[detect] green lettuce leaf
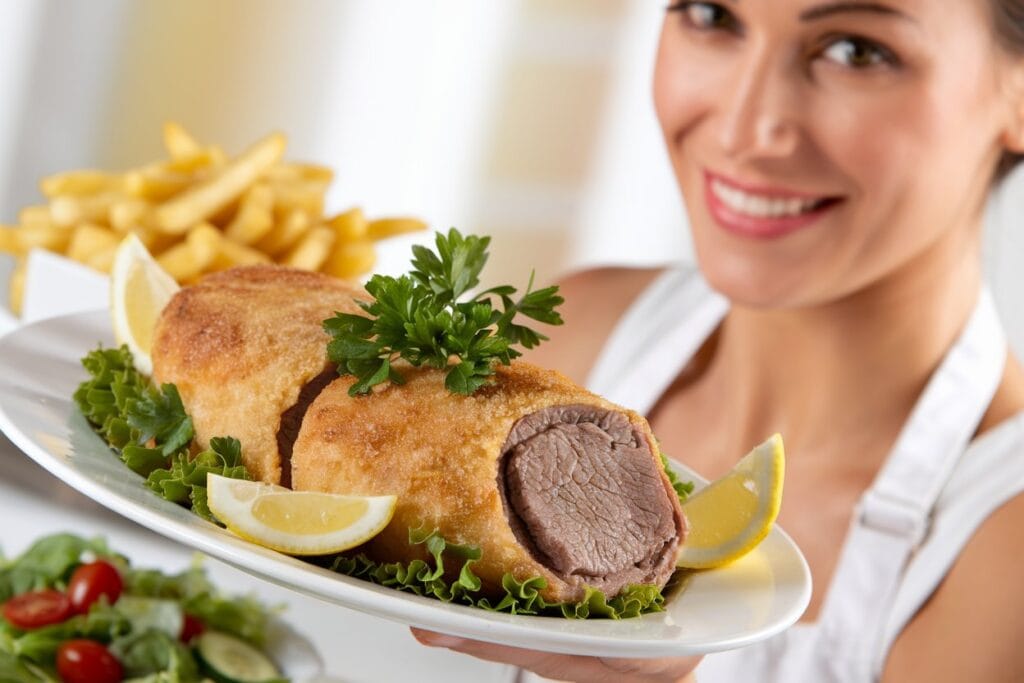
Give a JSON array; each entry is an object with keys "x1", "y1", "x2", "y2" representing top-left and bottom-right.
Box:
[
  {"x1": 124, "y1": 564, "x2": 274, "y2": 647},
  {"x1": 109, "y1": 630, "x2": 199, "y2": 680},
  {"x1": 0, "y1": 534, "x2": 117, "y2": 602},
  {"x1": 661, "y1": 453, "x2": 695, "y2": 503},
  {"x1": 75, "y1": 346, "x2": 194, "y2": 473},
  {"x1": 145, "y1": 437, "x2": 250, "y2": 522},
  {"x1": 113, "y1": 597, "x2": 183, "y2": 639},
  {"x1": 76, "y1": 347, "x2": 250, "y2": 519},
  {"x1": 9, "y1": 604, "x2": 130, "y2": 665},
  {"x1": 330, "y1": 528, "x2": 666, "y2": 619},
  {"x1": 0, "y1": 650, "x2": 43, "y2": 683}
]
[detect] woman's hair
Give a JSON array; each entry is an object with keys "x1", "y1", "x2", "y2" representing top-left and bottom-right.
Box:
[{"x1": 992, "y1": 0, "x2": 1024, "y2": 180}]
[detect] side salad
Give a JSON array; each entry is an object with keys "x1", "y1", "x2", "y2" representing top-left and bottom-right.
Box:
[{"x1": 0, "y1": 533, "x2": 286, "y2": 683}]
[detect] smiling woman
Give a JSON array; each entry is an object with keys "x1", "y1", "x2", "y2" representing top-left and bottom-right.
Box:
[
  {"x1": 655, "y1": 0, "x2": 1011, "y2": 309},
  {"x1": 415, "y1": 1, "x2": 1024, "y2": 682}
]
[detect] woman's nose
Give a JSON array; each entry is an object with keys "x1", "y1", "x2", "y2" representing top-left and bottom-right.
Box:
[{"x1": 716, "y1": 55, "x2": 801, "y2": 162}]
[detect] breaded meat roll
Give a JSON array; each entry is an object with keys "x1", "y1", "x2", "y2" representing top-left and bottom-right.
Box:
[{"x1": 291, "y1": 363, "x2": 685, "y2": 603}]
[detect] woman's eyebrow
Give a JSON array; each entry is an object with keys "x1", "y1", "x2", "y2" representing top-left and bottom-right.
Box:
[{"x1": 798, "y1": 2, "x2": 916, "y2": 23}]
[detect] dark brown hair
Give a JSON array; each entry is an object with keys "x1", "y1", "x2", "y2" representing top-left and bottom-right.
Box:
[{"x1": 992, "y1": 0, "x2": 1024, "y2": 180}]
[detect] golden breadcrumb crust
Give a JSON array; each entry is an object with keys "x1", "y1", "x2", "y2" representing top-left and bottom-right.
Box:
[{"x1": 151, "y1": 265, "x2": 363, "y2": 483}]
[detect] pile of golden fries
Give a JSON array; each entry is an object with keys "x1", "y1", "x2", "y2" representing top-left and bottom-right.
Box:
[{"x1": 0, "y1": 123, "x2": 426, "y2": 315}]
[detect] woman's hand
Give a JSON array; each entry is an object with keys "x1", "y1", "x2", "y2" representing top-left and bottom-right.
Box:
[{"x1": 411, "y1": 628, "x2": 702, "y2": 683}]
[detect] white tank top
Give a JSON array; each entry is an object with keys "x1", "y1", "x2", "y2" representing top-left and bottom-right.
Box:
[{"x1": 581, "y1": 267, "x2": 1024, "y2": 682}]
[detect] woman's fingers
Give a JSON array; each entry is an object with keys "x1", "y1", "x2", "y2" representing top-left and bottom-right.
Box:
[{"x1": 410, "y1": 628, "x2": 702, "y2": 683}]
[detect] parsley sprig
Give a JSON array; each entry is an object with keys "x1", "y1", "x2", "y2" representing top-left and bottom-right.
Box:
[
  {"x1": 73, "y1": 346, "x2": 194, "y2": 471},
  {"x1": 324, "y1": 228, "x2": 564, "y2": 396}
]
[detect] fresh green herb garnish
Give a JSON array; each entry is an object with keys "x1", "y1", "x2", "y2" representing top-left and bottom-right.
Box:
[
  {"x1": 323, "y1": 228, "x2": 564, "y2": 396},
  {"x1": 329, "y1": 527, "x2": 665, "y2": 619},
  {"x1": 75, "y1": 346, "x2": 250, "y2": 521},
  {"x1": 146, "y1": 437, "x2": 250, "y2": 522},
  {"x1": 661, "y1": 453, "x2": 696, "y2": 504},
  {"x1": 74, "y1": 346, "x2": 194, "y2": 469}
]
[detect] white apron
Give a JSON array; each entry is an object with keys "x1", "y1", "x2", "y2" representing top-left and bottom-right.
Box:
[{"x1": 578, "y1": 267, "x2": 1024, "y2": 682}]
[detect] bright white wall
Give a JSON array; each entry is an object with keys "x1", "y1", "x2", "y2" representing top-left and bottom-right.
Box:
[
  {"x1": 985, "y1": 170, "x2": 1024, "y2": 358},
  {"x1": 568, "y1": 0, "x2": 692, "y2": 273},
  {"x1": 0, "y1": 0, "x2": 130, "y2": 217},
  {"x1": 0, "y1": 1, "x2": 45, "y2": 214}
]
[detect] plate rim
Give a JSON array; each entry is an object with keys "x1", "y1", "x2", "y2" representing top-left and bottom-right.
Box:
[{"x1": 0, "y1": 309, "x2": 812, "y2": 658}]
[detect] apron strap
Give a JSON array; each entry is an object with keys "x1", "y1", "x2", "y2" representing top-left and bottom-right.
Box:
[{"x1": 817, "y1": 286, "x2": 1007, "y2": 679}]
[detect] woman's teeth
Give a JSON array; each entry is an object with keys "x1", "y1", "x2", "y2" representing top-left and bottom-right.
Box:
[{"x1": 711, "y1": 179, "x2": 822, "y2": 218}]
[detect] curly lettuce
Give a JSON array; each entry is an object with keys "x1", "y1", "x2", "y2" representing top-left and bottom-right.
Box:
[
  {"x1": 661, "y1": 453, "x2": 695, "y2": 504},
  {"x1": 329, "y1": 527, "x2": 666, "y2": 619},
  {"x1": 75, "y1": 346, "x2": 249, "y2": 522}
]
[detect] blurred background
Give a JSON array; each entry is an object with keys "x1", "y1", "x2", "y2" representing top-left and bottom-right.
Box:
[
  {"x1": 2, "y1": 0, "x2": 1024, "y2": 352},
  {"x1": 1, "y1": 1, "x2": 1024, "y2": 681},
  {"x1": 0, "y1": 0, "x2": 689, "y2": 292}
]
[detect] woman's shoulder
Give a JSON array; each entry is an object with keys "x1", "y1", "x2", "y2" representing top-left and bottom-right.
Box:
[
  {"x1": 524, "y1": 266, "x2": 667, "y2": 384},
  {"x1": 884, "y1": 369, "x2": 1024, "y2": 681},
  {"x1": 977, "y1": 354, "x2": 1024, "y2": 436},
  {"x1": 884, "y1": 482, "x2": 1024, "y2": 681}
]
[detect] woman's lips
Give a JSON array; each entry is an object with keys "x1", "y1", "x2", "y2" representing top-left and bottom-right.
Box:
[{"x1": 704, "y1": 170, "x2": 843, "y2": 239}]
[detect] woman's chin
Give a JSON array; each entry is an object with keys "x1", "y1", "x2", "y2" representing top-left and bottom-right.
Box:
[{"x1": 696, "y1": 254, "x2": 811, "y2": 310}]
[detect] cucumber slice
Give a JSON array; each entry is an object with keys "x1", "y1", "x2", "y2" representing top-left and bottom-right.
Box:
[{"x1": 194, "y1": 631, "x2": 282, "y2": 683}]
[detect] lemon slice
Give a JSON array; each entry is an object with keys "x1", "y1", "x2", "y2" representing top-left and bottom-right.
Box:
[
  {"x1": 676, "y1": 434, "x2": 785, "y2": 569},
  {"x1": 110, "y1": 233, "x2": 179, "y2": 376},
  {"x1": 206, "y1": 474, "x2": 398, "y2": 555}
]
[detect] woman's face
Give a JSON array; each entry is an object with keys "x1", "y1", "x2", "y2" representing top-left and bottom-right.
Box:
[{"x1": 654, "y1": 0, "x2": 1024, "y2": 307}]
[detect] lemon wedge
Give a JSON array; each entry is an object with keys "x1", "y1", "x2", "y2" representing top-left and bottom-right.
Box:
[
  {"x1": 676, "y1": 434, "x2": 785, "y2": 569},
  {"x1": 206, "y1": 474, "x2": 398, "y2": 555},
  {"x1": 110, "y1": 233, "x2": 179, "y2": 376}
]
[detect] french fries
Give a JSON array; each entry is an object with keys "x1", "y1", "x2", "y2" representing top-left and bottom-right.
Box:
[
  {"x1": 156, "y1": 223, "x2": 222, "y2": 282},
  {"x1": 162, "y1": 121, "x2": 202, "y2": 159},
  {"x1": 154, "y1": 132, "x2": 287, "y2": 234},
  {"x1": 0, "y1": 123, "x2": 427, "y2": 315},
  {"x1": 9, "y1": 259, "x2": 25, "y2": 316},
  {"x1": 281, "y1": 225, "x2": 335, "y2": 271}
]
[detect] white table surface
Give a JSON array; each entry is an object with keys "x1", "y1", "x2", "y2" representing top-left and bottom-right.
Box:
[{"x1": 0, "y1": 431, "x2": 518, "y2": 683}]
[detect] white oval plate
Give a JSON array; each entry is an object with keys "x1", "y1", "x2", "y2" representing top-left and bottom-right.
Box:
[{"x1": 0, "y1": 310, "x2": 811, "y2": 658}]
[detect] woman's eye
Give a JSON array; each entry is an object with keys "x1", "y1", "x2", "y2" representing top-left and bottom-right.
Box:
[
  {"x1": 821, "y1": 37, "x2": 898, "y2": 69},
  {"x1": 668, "y1": 2, "x2": 738, "y2": 32}
]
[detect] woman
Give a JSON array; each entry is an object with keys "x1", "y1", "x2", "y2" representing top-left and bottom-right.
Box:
[{"x1": 415, "y1": 0, "x2": 1024, "y2": 680}]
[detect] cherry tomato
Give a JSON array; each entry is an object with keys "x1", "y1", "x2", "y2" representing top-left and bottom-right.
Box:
[
  {"x1": 56, "y1": 640, "x2": 122, "y2": 683},
  {"x1": 67, "y1": 560, "x2": 123, "y2": 614},
  {"x1": 180, "y1": 613, "x2": 205, "y2": 642},
  {"x1": 2, "y1": 589, "x2": 73, "y2": 629}
]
